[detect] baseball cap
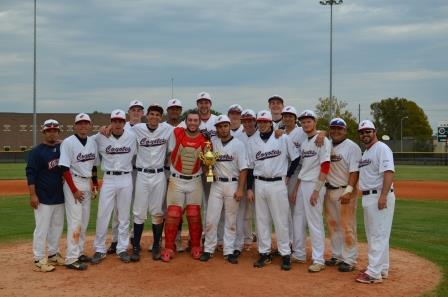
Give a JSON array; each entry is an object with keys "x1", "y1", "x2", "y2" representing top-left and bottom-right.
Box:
[
  {"x1": 241, "y1": 109, "x2": 256, "y2": 119},
  {"x1": 196, "y1": 91, "x2": 212, "y2": 102},
  {"x1": 167, "y1": 98, "x2": 182, "y2": 109},
  {"x1": 298, "y1": 109, "x2": 317, "y2": 120},
  {"x1": 268, "y1": 95, "x2": 284, "y2": 104},
  {"x1": 281, "y1": 106, "x2": 298, "y2": 117},
  {"x1": 147, "y1": 103, "x2": 164, "y2": 115},
  {"x1": 214, "y1": 115, "x2": 231, "y2": 126},
  {"x1": 228, "y1": 104, "x2": 243, "y2": 114},
  {"x1": 330, "y1": 117, "x2": 347, "y2": 128},
  {"x1": 111, "y1": 109, "x2": 126, "y2": 121},
  {"x1": 42, "y1": 119, "x2": 60, "y2": 131},
  {"x1": 75, "y1": 113, "x2": 91, "y2": 124},
  {"x1": 256, "y1": 110, "x2": 273, "y2": 122},
  {"x1": 128, "y1": 100, "x2": 144, "y2": 109},
  {"x1": 358, "y1": 120, "x2": 375, "y2": 131}
]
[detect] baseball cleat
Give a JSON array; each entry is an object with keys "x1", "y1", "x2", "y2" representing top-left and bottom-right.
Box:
[
  {"x1": 253, "y1": 253, "x2": 272, "y2": 268},
  {"x1": 130, "y1": 246, "x2": 140, "y2": 262},
  {"x1": 152, "y1": 246, "x2": 161, "y2": 261},
  {"x1": 233, "y1": 250, "x2": 242, "y2": 258},
  {"x1": 355, "y1": 272, "x2": 383, "y2": 284},
  {"x1": 325, "y1": 257, "x2": 343, "y2": 266},
  {"x1": 161, "y1": 248, "x2": 175, "y2": 262},
  {"x1": 65, "y1": 260, "x2": 88, "y2": 271},
  {"x1": 91, "y1": 252, "x2": 106, "y2": 265},
  {"x1": 281, "y1": 255, "x2": 291, "y2": 271},
  {"x1": 78, "y1": 255, "x2": 92, "y2": 263},
  {"x1": 359, "y1": 268, "x2": 388, "y2": 279},
  {"x1": 33, "y1": 259, "x2": 55, "y2": 272},
  {"x1": 291, "y1": 254, "x2": 306, "y2": 264},
  {"x1": 308, "y1": 262, "x2": 326, "y2": 273},
  {"x1": 107, "y1": 242, "x2": 117, "y2": 254},
  {"x1": 338, "y1": 262, "x2": 355, "y2": 272},
  {"x1": 225, "y1": 254, "x2": 238, "y2": 264},
  {"x1": 48, "y1": 253, "x2": 64, "y2": 266},
  {"x1": 118, "y1": 251, "x2": 131, "y2": 263},
  {"x1": 200, "y1": 252, "x2": 212, "y2": 262}
]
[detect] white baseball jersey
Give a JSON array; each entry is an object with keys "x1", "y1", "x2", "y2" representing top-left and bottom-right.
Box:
[
  {"x1": 273, "y1": 119, "x2": 284, "y2": 130},
  {"x1": 59, "y1": 135, "x2": 98, "y2": 177},
  {"x1": 133, "y1": 122, "x2": 173, "y2": 169},
  {"x1": 178, "y1": 114, "x2": 217, "y2": 137},
  {"x1": 248, "y1": 133, "x2": 299, "y2": 177},
  {"x1": 326, "y1": 139, "x2": 362, "y2": 187},
  {"x1": 95, "y1": 130, "x2": 137, "y2": 172},
  {"x1": 124, "y1": 122, "x2": 134, "y2": 131},
  {"x1": 358, "y1": 141, "x2": 395, "y2": 191},
  {"x1": 212, "y1": 137, "x2": 248, "y2": 178},
  {"x1": 298, "y1": 134, "x2": 331, "y2": 182},
  {"x1": 286, "y1": 126, "x2": 307, "y2": 159},
  {"x1": 230, "y1": 125, "x2": 244, "y2": 139}
]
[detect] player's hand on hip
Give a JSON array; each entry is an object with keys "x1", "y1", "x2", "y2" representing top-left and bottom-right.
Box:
[
  {"x1": 310, "y1": 191, "x2": 319, "y2": 206},
  {"x1": 339, "y1": 192, "x2": 352, "y2": 204},
  {"x1": 73, "y1": 190, "x2": 85, "y2": 203},
  {"x1": 234, "y1": 189, "x2": 243, "y2": 202},
  {"x1": 274, "y1": 129, "x2": 284, "y2": 139},
  {"x1": 30, "y1": 194, "x2": 39, "y2": 209},
  {"x1": 247, "y1": 189, "x2": 255, "y2": 203},
  {"x1": 378, "y1": 195, "x2": 387, "y2": 210}
]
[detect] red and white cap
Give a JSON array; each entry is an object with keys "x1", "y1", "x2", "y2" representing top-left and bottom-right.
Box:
[
  {"x1": 298, "y1": 109, "x2": 317, "y2": 120},
  {"x1": 128, "y1": 100, "x2": 144, "y2": 109},
  {"x1": 196, "y1": 91, "x2": 212, "y2": 102},
  {"x1": 228, "y1": 104, "x2": 243, "y2": 114},
  {"x1": 281, "y1": 106, "x2": 298, "y2": 117},
  {"x1": 256, "y1": 110, "x2": 273, "y2": 122},
  {"x1": 358, "y1": 120, "x2": 375, "y2": 131},
  {"x1": 75, "y1": 113, "x2": 91, "y2": 123},
  {"x1": 214, "y1": 115, "x2": 231, "y2": 126},
  {"x1": 268, "y1": 95, "x2": 284, "y2": 104},
  {"x1": 241, "y1": 109, "x2": 256, "y2": 119},
  {"x1": 42, "y1": 119, "x2": 60, "y2": 131},
  {"x1": 167, "y1": 98, "x2": 182, "y2": 109},
  {"x1": 111, "y1": 109, "x2": 126, "y2": 121}
]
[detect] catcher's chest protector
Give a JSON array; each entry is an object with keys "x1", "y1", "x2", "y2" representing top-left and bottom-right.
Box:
[{"x1": 171, "y1": 128, "x2": 206, "y2": 175}]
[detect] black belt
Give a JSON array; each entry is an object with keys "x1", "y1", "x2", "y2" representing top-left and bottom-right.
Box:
[
  {"x1": 216, "y1": 177, "x2": 238, "y2": 182},
  {"x1": 171, "y1": 173, "x2": 201, "y2": 180},
  {"x1": 105, "y1": 171, "x2": 130, "y2": 176},
  {"x1": 137, "y1": 167, "x2": 164, "y2": 174},
  {"x1": 73, "y1": 174, "x2": 88, "y2": 179},
  {"x1": 254, "y1": 176, "x2": 282, "y2": 182},
  {"x1": 325, "y1": 183, "x2": 347, "y2": 190},
  {"x1": 362, "y1": 189, "x2": 394, "y2": 196},
  {"x1": 164, "y1": 166, "x2": 170, "y2": 170}
]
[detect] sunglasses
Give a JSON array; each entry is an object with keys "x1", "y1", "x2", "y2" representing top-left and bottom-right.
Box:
[{"x1": 359, "y1": 129, "x2": 374, "y2": 135}]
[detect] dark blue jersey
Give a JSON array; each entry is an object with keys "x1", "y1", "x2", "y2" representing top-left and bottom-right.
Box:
[{"x1": 26, "y1": 143, "x2": 64, "y2": 205}]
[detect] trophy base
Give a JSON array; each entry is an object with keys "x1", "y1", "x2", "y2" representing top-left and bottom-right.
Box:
[{"x1": 206, "y1": 176, "x2": 214, "y2": 183}]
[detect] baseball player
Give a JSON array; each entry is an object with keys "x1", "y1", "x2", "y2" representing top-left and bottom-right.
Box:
[
  {"x1": 178, "y1": 92, "x2": 217, "y2": 136},
  {"x1": 246, "y1": 110, "x2": 300, "y2": 271},
  {"x1": 355, "y1": 120, "x2": 395, "y2": 284},
  {"x1": 90, "y1": 110, "x2": 137, "y2": 264},
  {"x1": 324, "y1": 118, "x2": 362, "y2": 272},
  {"x1": 130, "y1": 104, "x2": 173, "y2": 262},
  {"x1": 161, "y1": 110, "x2": 208, "y2": 262},
  {"x1": 228, "y1": 104, "x2": 244, "y2": 137},
  {"x1": 108, "y1": 100, "x2": 144, "y2": 254},
  {"x1": 290, "y1": 110, "x2": 331, "y2": 273},
  {"x1": 26, "y1": 119, "x2": 65, "y2": 272},
  {"x1": 268, "y1": 95, "x2": 285, "y2": 130},
  {"x1": 59, "y1": 113, "x2": 99, "y2": 270},
  {"x1": 200, "y1": 115, "x2": 248, "y2": 264}
]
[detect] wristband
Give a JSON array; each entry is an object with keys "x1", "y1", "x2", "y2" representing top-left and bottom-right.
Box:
[
  {"x1": 342, "y1": 185, "x2": 353, "y2": 196},
  {"x1": 314, "y1": 180, "x2": 324, "y2": 192}
]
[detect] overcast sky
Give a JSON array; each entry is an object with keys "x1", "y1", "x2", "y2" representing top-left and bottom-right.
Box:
[{"x1": 1, "y1": 0, "x2": 447, "y2": 132}]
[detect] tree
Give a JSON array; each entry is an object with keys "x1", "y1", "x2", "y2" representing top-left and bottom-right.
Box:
[
  {"x1": 315, "y1": 97, "x2": 359, "y2": 141},
  {"x1": 371, "y1": 98, "x2": 433, "y2": 151}
]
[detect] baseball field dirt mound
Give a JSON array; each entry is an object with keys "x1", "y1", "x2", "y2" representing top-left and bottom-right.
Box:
[{"x1": 0, "y1": 237, "x2": 440, "y2": 297}]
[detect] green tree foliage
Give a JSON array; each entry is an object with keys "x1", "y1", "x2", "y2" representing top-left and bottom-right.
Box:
[
  {"x1": 181, "y1": 108, "x2": 221, "y2": 121},
  {"x1": 370, "y1": 98, "x2": 433, "y2": 151},
  {"x1": 315, "y1": 97, "x2": 359, "y2": 141}
]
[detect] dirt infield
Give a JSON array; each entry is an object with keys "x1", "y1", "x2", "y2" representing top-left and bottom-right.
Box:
[
  {"x1": 1, "y1": 179, "x2": 447, "y2": 200},
  {"x1": 0, "y1": 236, "x2": 441, "y2": 297}
]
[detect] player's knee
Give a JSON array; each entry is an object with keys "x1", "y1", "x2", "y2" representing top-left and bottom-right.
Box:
[
  {"x1": 134, "y1": 216, "x2": 145, "y2": 225},
  {"x1": 167, "y1": 205, "x2": 182, "y2": 219},
  {"x1": 185, "y1": 204, "x2": 201, "y2": 217},
  {"x1": 152, "y1": 214, "x2": 164, "y2": 225}
]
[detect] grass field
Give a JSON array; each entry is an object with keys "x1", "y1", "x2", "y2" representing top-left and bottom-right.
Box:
[{"x1": 2, "y1": 163, "x2": 447, "y2": 181}]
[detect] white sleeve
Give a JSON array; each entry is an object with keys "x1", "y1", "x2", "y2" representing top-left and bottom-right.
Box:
[
  {"x1": 58, "y1": 139, "x2": 71, "y2": 168},
  {"x1": 236, "y1": 142, "x2": 249, "y2": 171},
  {"x1": 379, "y1": 144, "x2": 395, "y2": 173},
  {"x1": 168, "y1": 131, "x2": 176, "y2": 153},
  {"x1": 348, "y1": 143, "x2": 362, "y2": 173},
  {"x1": 285, "y1": 135, "x2": 300, "y2": 161},
  {"x1": 246, "y1": 141, "x2": 255, "y2": 169},
  {"x1": 318, "y1": 138, "x2": 331, "y2": 164}
]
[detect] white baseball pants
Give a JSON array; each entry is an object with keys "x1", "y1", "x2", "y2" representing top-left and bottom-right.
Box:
[
  {"x1": 133, "y1": 171, "x2": 167, "y2": 224},
  {"x1": 94, "y1": 173, "x2": 133, "y2": 254},
  {"x1": 167, "y1": 176, "x2": 203, "y2": 207},
  {"x1": 254, "y1": 179, "x2": 290, "y2": 256},
  {"x1": 362, "y1": 192, "x2": 395, "y2": 279},
  {"x1": 287, "y1": 168, "x2": 300, "y2": 243},
  {"x1": 64, "y1": 176, "x2": 92, "y2": 265},
  {"x1": 204, "y1": 181, "x2": 240, "y2": 255},
  {"x1": 234, "y1": 193, "x2": 254, "y2": 251},
  {"x1": 33, "y1": 203, "x2": 64, "y2": 261},
  {"x1": 292, "y1": 180, "x2": 326, "y2": 264}
]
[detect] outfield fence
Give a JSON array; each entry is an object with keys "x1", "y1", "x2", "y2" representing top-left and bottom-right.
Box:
[{"x1": 0, "y1": 151, "x2": 29, "y2": 163}]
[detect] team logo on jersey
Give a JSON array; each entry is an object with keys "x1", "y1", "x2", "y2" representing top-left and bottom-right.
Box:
[
  {"x1": 302, "y1": 150, "x2": 317, "y2": 158},
  {"x1": 139, "y1": 138, "x2": 167, "y2": 147},
  {"x1": 105, "y1": 145, "x2": 131, "y2": 154},
  {"x1": 217, "y1": 154, "x2": 234, "y2": 162},
  {"x1": 256, "y1": 150, "x2": 281, "y2": 160},
  {"x1": 48, "y1": 158, "x2": 59, "y2": 170},
  {"x1": 76, "y1": 152, "x2": 96, "y2": 162},
  {"x1": 358, "y1": 159, "x2": 371, "y2": 168},
  {"x1": 331, "y1": 154, "x2": 343, "y2": 162},
  {"x1": 293, "y1": 141, "x2": 301, "y2": 150}
]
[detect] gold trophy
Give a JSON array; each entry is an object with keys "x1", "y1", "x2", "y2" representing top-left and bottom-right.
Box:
[{"x1": 199, "y1": 141, "x2": 220, "y2": 182}]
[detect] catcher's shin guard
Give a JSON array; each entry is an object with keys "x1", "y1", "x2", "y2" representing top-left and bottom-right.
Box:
[
  {"x1": 186, "y1": 204, "x2": 202, "y2": 259},
  {"x1": 162, "y1": 205, "x2": 182, "y2": 262}
]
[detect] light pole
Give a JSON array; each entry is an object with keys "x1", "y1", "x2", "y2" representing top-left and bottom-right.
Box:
[
  {"x1": 171, "y1": 77, "x2": 174, "y2": 98},
  {"x1": 400, "y1": 116, "x2": 408, "y2": 152},
  {"x1": 319, "y1": 0, "x2": 343, "y2": 120},
  {"x1": 32, "y1": 0, "x2": 37, "y2": 147}
]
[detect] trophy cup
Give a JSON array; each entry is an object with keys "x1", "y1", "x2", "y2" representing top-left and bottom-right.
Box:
[{"x1": 199, "y1": 141, "x2": 220, "y2": 182}]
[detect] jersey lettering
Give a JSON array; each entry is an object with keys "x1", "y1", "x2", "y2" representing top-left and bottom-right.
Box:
[
  {"x1": 358, "y1": 159, "x2": 371, "y2": 168},
  {"x1": 139, "y1": 138, "x2": 167, "y2": 147},
  {"x1": 302, "y1": 150, "x2": 317, "y2": 158},
  {"x1": 255, "y1": 150, "x2": 281, "y2": 160},
  {"x1": 105, "y1": 145, "x2": 131, "y2": 154},
  {"x1": 48, "y1": 158, "x2": 59, "y2": 170},
  {"x1": 76, "y1": 152, "x2": 96, "y2": 162}
]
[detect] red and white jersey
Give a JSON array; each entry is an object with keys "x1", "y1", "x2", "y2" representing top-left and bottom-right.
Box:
[
  {"x1": 298, "y1": 134, "x2": 331, "y2": 182},
  {"x1": 248, "y1": 133, "x2": 299, "y2": 178},
  {"x1": 358, "y1": 141, "x2": 395, "y2": 191},
  {"x1": 133, "y1": 122, "x2": 173, "y2": 169},
  {"x1": 230, "y1": 125, "x2": 244, "y2": 139},
  {"x1": 59, "y1": 135, "x2": 98, "y2": 177},
  {"x1": 178, "y1": 114, "x2": 218, "y2": 137},
  {"x1": 327, "y1": 139, "x2": 362, "y2": 187},
  {"x1": 212, "y1": 137, "x2": 248, "y2": 179},
  {"x1": 95, "y1": 130, "x2": 137, "y2": 172},
  {"x1": 286, "y1": 126, "x2": 307, "y2": 159}
]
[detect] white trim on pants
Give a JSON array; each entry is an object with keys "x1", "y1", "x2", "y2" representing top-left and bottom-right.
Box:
[{"x1": 33, "y1": 203, "x2": 65, "y2": 261}]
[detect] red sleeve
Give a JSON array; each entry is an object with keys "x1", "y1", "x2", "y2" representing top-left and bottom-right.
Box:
[
  {"x1": 63, "y1": 170, "x2": 79, "y2": 194},
  {"x1": 320, "y1": 161, "x2": 330, "y2": 174}
]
